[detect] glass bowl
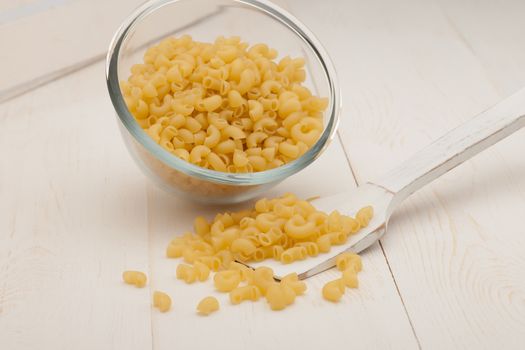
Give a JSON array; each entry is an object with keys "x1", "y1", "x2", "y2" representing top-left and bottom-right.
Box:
[{"x1": 106, "y1": 0, "x2": 340, "y2": 204}]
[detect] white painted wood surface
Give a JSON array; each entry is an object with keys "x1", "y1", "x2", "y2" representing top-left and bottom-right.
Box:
[
  {"x1": 1, "y1": 0, "x2": 525, "y2": 349},
  {"x1": 287, "y1": 0, "x2": 525, "y2": 348}
]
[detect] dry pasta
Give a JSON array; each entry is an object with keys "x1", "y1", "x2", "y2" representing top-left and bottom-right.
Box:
[
  {"x1": 335, "y1": 252, "x2": 362, "y2": 272},
  {"x1": 122, "y1": 36, "x2": 329, "y2": 173},
  {"x1": 197, "y1": 296, "x2": 220, "y2": 316},
  {"x1": 153, "y1": 291, "x2": 172, "y2": 312},
  {"x1": 122, "y1": 270, "x2": 147, "y2": 288},
  {"x1": 214, "y1": 270, "x2": 241, "y2": 292},
  {"x1": 230, "y1": 285, "x2": 261, "y2": 304},
  {"x1": 140, "y1": 193, "x2": 372, "y2": 313},
  {"x1": 342, "y1": 268, "x2": 359, "y2": 288},
  {"x1": 322, "y1": 279, "x2": 345, "y2": 302}
]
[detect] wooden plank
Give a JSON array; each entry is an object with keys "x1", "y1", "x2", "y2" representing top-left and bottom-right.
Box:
[
  {"x1": 0, "y1": 0, "x2": 144, "y2": 100},
  {"x1": 286, "y1": 0, "x2": 525, "y2": 348},
  {"x1": 0, "y1": 61, "x2": 153, "y2": 350},
  {"x1": 436, "y1": 0, "x2": 525, "y2": 96}
]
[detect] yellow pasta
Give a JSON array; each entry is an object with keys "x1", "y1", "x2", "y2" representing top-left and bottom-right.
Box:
[
  {"x1": 322, "y1": 279, "x2": 345, "y2": 302},
  {"x1": 231, "y1": 238, "x2": 257, "y2": 256},
  {"x1": 176, "y1": 263, "x2": 198, "y2": 283},
  {"x1": 280, "y1": 246, "x2": 307, "y2": 264},
  {"x1": 214, "y1": 250, "x2": 233, "y2": 269},
  {"x1": 356, "y1": 206, "x2": 374, "y2": 227},
  {"x1": 230, "y1": 285, "x2": 261, "y2": 304},
  {"x1": 265, "y1": 283, "x2": 296, "y2": 311},
  {"x1": 280, "y1": 273, "x2": 307, "y2": 295},
  {"x1": 257, "y1": 227, "x2": 283, "y2": 246},
  {"x1": 122, "y1": 270, "x2": 147, "y2": 288},
  {"x1": 252, "y1": 266, "x2": 275, "y2": 295},
  {"x1": 123, "y1": 36, "x2": 329, "y2": 173},
  {"x1": 153, "y1": 291, "x2": 172, "y2": 312},
  {"x1": 197, "y1": 296, "x2": 220, "y2": 316},
  {"x1": 153, "y1": 194, "x2": 373, "y2": 313},
  {"x1": 193, "y1": 261, "x2": 211, "y2": 281},
  {"x1": 195, "y1": 256, "x2": 221, "y2": 271},
  {"x1": 295, "y1": 242, "x2": 319, "y2": 257},
  {"x1": 166, "y1": 242, "x2": 185, "y2": 258},
  {"x1": 214, "y1": 270, "x2": 241, "y2": 292},
  {"x1": 335, "y1": 252, "x2": 362, "y2": 272},
  {"x1": 193, "y1": 216, "x2": 210, "y2": 236},
  {"x1": 284, "y1": 215, "x2": 317, "y2": 239},
  {"x1": 229, "y1": 261, "x2": 254, "y2": 283},
  {"x1": 342, "y1": 268, "x2": 359, "y2": 288}
]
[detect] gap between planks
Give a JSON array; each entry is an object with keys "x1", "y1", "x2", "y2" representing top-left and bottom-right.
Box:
[{"x1": 336, "y1": 130, "x2": 423, "y2": 349}]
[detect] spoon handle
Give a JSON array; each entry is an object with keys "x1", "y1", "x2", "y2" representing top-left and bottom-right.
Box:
[{"x1": 371, "y1": 88, "x2": 525, "y2": 208}]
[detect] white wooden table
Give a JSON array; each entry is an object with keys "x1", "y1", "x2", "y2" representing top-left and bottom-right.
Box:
[{"x1": 1, "y1": 1, "x2": 525, "y2": 349}]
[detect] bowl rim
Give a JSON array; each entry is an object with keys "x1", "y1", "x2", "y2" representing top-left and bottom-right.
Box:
[{"x1": 106, "y1": 0, "x2": 340, "y2": 186}]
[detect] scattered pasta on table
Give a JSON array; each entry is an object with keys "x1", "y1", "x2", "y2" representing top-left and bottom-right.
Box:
[{"x1": 122, "y1": 193, "x2": 372, "y2": 313}]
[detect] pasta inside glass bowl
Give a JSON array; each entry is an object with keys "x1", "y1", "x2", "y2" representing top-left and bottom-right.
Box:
[{"x1": 106, "y1": 0, "x2": 340, "y2": 204}]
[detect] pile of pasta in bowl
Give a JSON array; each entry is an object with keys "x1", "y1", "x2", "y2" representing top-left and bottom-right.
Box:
[{"x1": 121, "y1": 35, "x2": 328, "y2": 173}]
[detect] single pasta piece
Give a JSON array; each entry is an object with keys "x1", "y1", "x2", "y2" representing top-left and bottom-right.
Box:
[
  {"x1": 197, "y1": 296, "x2": 220, "y2": 316},
  {"x1": 325, "y1": 231, "x2": 347, "y2": 245},
  {"x1": 335, "y1": 252, "x2": 362, "y2": 272},
  {"x1": 123, "y1": 270, "x2": 147, "y2": 288},
  {"x1": 284, "y1": 215, "x2": 317, "y2": 239},
  {"x1": 342, "y1": 268, "x2": 359, "y2": 288},
  {"x1": 153, "y1": 291, "x2": 172, "y2": 312},
  {"x1": 230, "y1": 238, "x2": 257, "y2": 256},
  {"x1": 252, "y1": 266, "x2": 275, "y2": 295},
  {"x1": 322, "y1": 279, "x2": 345, "y2": 302},
  {"x1": 176, "y1": 264, "x2": 198, "y2": 284},
  {"x1": 229, "y1": 285, "x2": 262, "y2": 304},
  {"x1": 214, "y1": 270, "x2": 241, "y2": 292},
  {"x1": 316, "y1": 235, "x2": 332, "y2": 253},
  {"x1": 166, "y1": 242, "x2": 185, "y2": 258},
  {"x1": 295, "y1": 242, "x2": 319, "y2": 257},
  {"x1": 265, "y1": 283, "x2": 296, "y2": 311},
  {"x1": 341, "y1": 215, "x2": 360, "y2": 235},
  {"x1": 194, "y1": 216, "x2": 210, "y2": 236},
  {"x1": 280, "y1": 273, "x2": 307, "y2": 295},
  {"x1": 280, "y1": 246, "x2": 307, "y2": 264},
  {"x1": 193, "y1": 261, "x2": 211, "y2": 281},
  {"x1": 356, "y1": 206, "x2": 374, "y2": 227},
  {"x1": 214, "y1": 250, "x2": 233, "y2": 269}
]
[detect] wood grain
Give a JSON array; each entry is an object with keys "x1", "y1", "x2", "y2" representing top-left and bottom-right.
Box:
[
  {"x1": 287, "y1": 0, "x2": 525, "y2": 348},
  {"x1": 0, "y1": 62, "x2": 152, "y2": 350},
  {"x1": 3, "y1": 0, "x2": 525, "y2": 349}
]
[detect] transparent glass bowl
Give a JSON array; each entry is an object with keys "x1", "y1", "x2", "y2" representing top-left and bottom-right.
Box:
[{"x1": 106, "y1": 0, "x2": 340, "y2": 204}]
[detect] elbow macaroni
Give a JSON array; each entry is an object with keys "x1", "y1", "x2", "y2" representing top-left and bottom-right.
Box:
[
  {"x1": 153, "y1": 291, "x2": 172, "y2": 312},
  {"x1": 123, "y1": 271, "x2": 147, "y2": 288},
  {"x1": 197, "y1": 296, "x2": 220, "y2": 316},
  {"x1": 137, "y1": 194, "x2": 371, "y2": 313},
  {"x1": 123, "y1": 36, "x2": 329, "y2": 173},
  {"x1": 322, "y1": 279, "x2": 345, "y2": 302}
]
